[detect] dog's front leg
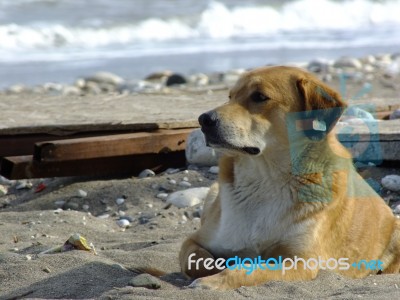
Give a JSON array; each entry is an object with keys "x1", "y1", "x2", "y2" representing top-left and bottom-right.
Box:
[
  {"x1": 189, "y1": 260, "x2": 319, "y2": 290},
  {"x1": 180, "y1": 237, "x2": 222, "y2": 278}
]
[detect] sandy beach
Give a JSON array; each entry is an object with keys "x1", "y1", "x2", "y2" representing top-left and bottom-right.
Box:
[{"x1": 1, "y1": 52, "x2": 400, "y2": 299}]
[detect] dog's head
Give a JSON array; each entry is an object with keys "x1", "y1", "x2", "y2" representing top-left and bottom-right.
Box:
[{"x1": 199, "y1": 66, "x2": 347, "y2": 156}]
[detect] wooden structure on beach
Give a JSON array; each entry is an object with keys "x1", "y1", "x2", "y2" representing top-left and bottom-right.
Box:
[{"x1": 0, "y1": 90, "x2": 399, "y2": 179}]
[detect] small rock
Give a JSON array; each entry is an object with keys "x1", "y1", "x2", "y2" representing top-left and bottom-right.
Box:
[
  {"x1": 85, "y1": 71, "x2": 125, "y2": 86},
  {"x1": 390, "y1": 109, "x2": 400, "y2": 120},
  {"x1": 16, "y1": 181, "x2": 32, "y2": 190},
  {"x1": 165, "y1": 168, "x2": 180, "y2": 174},
  {"x1": 168, "y1": 179, "x2": 177, "y2": 185},
  {"x1": 146, "y1": 203, "x2": 153, "y2": 208},
  {"x1": 82, "y1": 204, "x2": 90, "y2": 211},
  {"x1": 53, "y1": 208, "x2": 63, "y2": 214},
  {"x1": 166, "y1": 74, "x2": 187, "y2": 86},
  {"x1": 0, "y1": 185, "x2": 8, "y2": 196},
  {"x1": 62, "y1": 85, "x2": 81, "y2": 96},
  {"x1": 166, "y1": 187, "x2": 210, "y2": 208},
  {"x1": 393, "y1": 204, "x2": 400, "y2": 214},
  {"x1": 307, "y1": 59, "x2": 330, "y2": 73},
  {"x1": 119, "y1": 216, "x2": 135, "y2": 222},
  {"x1": 129, "y1": 274, "x2": 161, "y2": 289},
  {"x1": 0, "y1": 176, "x2": 12, "y2": 185},
  {"x1": 333, "y1": 56, "x2": 363, "y2": 70},
  {"x1": 64, "y1": 202, "x2": 79, "y2": 211},
  {"x1": 54, "y1": 200, "x2": 66, "y2": 208},
  {"x1": 97, "y1": 214, "x2": 110, "y2": 219},
  {"x1": 189, "y1": 73, "x2": 209, "y2": 86},
  {"x1": 185, "y1": 129, "x2": 219, "y2": 166},
  {"x1": 7, "y1": 84, "x2": 26, "y2": 94},
  {"x1": 138, "y1": 169, "x2": 156, "y2": 178},
  {"x1": 179, "y1": 181, "x2": 192, "y2": 188},
  {"x1": 77, "y1": 189, "x2": 88, "y2": 198},
  {"x1": 382, "y1": 175, "x2": 400, "y2": 192},
  {"x1": 156, "y1": 193, "x2": 168, "y2": 200},
  {"x1": 43, "y1": 267, "x2": 51, "y2": 273},
  {"x1": 115, "y1": 198, "x2": 125, "y2": 205},
  {"x1": 116, "y1": 219, "x2": 130, "y2": 228},
  {"x1": 208, "y1": 166, "x2": 219, "y2": 174},
  {"x1": 138, "y1": 216, "x2": 151, "y2": 224}
]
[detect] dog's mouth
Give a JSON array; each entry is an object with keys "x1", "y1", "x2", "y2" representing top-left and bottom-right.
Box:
[{"x1": 205, "y1": 135, "x2": 260, "y2": 155}]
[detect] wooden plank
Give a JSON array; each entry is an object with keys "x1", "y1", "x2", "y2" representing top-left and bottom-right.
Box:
[
  {"x1": 33, "y1": 129, "x2": 191, "y2": 162},
  {"x1": 0, "y1": 151, "x2": 186, "y2": 180},
  {"x1": 1, "y1": 92, "x2": 399, "y2": 136},
  {"x1": 0, "y1": 130, "x2": 142, "y2": 157}
]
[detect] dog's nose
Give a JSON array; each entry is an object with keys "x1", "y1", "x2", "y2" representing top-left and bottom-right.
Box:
[{"x1": 198, "y1": 111, "x2": 218, "y2": 130}]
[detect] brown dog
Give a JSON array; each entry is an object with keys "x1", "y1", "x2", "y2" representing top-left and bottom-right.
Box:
[{"x1": 179, "y1": 66, "x2": 400, "y2": 290}]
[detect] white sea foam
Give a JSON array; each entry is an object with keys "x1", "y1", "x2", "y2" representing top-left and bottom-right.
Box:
[{"x1": 0, "y1": 0, "x2": 399, "y2": 62}]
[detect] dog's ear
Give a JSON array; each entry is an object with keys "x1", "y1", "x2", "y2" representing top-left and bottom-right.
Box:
[{"x1": 296, "y1": 76, "x2": 347, "y2": 140}]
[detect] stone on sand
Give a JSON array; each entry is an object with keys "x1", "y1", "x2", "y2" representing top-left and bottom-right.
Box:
[
  {"x1": 166, "y1": 187, "x2": 210, "y2": 208},
  {"x1": 129, "y1": 274, "x2": 161, "y2": 289},
  {"x1": 382, "y1": 175, "x2": 400, "y2": 192},
  {"x1": 186, "y1": 129, "x2": 219, "y2": 166}
]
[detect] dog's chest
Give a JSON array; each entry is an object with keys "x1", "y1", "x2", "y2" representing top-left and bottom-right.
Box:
[{"x1": 209, "y1": 178, "x2": 294, "y2": 257}]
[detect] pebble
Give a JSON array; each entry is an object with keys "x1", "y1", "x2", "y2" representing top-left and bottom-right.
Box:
[
  {"x1": 63, "y1": 202, "x2": 79, "y2": 210},
  {"x1": 115, "y1": 198, "x2": 125, "y2": 205},
  {"x1": 0, "y1": 185, "x2": 8, "y2": 196},
  {"x1": 333, "y1": 56, "x2": 363, "y2": 70},
  {"x1": 0, "y1": 176, "x2": 12, "y2": 186},
  {"x1": 85, "y1": 71, "x2": 125, "y2": 86},
  {"x1": 54, "y1": 200, "x2": 66, "y2": 208},
  {"x1": 120, "y1": 216, "x2": 135, "y2": 222},
  {"x1": 82, "y1": 204, "x2": 90, "y2": 211},
  {"x1": 179, "y1": 181, "x2": 192, "y2": 188},
  {"x1": 382, "y1": 175, "x2": 400, "y2": 192},
  {"x1": 166, "y1": 187, "x2": 210, "y2": 208},
  {"x1": 185, "y1": 129, "x2": 219, "y2": 166},
  {"x1": 138, "y1": 169, "x2": 156, "y2": 178},
  {"x1": 43, "y1": 267, "x2": 51, "y2": 273},
  {"x1": 16, "y1": 181, "x2": 33, "y2": 190},
  {"x1": 168, "y1": 179, "x2": 177, "y2": 185},
  {"x1": 97, "y1": 214, "x2": 110, "y2": 219},
  {"x1": 77, "y1": 189, "x2": 88, "y2": 198},
  {"x1": 62, "y1": 85, "x2": 81, "y2": 96},
  {"x1": 165, "y1": 168, "x2": 180, "y2": 174},
  {"x1": 116, "y1": 219, "x2": 130, "y2": 228},
  {"x1": 307, "y1": 59, "x2": 330, "y2": 73},
  {"x1": 393, "y1": 205, "x2": 400, "y2": 214},
  {"x1": 129, "y1": 274, "x2": 161, "y2": 289},
  {"x1": 146, "y1": 203, "x2": 153, "y2": 208},
  {"x1": 165, "y1": 73, "x2": 187, "y2": 86},
  {"x1": 156, "y1": 193, "x2": 169, "y2": 200},
  {"x1": 208, "y1": 166, "x2": 219, "y2": 174},
  {"x1": 389, "y1": 109, "x2": 400, "y2": 120},
  {"x1": 53, "y1": 208, "x2": 63, "y2": 214}
]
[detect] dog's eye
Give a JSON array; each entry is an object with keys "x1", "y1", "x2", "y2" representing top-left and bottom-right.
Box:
[{"x1": 251, "y1": 91, "x2": 269, "y2": 103}]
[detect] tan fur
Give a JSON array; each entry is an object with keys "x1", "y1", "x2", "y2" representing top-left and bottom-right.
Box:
[{"x1": 179, "y1": 66, "x2": 400, "y2": 290}]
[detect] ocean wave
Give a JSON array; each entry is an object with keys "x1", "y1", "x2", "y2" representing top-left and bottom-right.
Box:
[{"x1": 0, "y1": 0, "x2": 399, "y2": 53}]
